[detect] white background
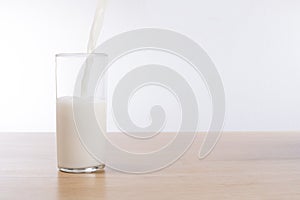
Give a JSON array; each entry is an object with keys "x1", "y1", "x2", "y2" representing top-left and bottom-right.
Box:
[{"x1": 0, "y1": 0, "x2": 299, "y2": 132}]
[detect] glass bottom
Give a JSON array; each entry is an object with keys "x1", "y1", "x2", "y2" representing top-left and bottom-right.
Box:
[{"x1": 59, "y1": 164, "x2": 105, "y2": 173}]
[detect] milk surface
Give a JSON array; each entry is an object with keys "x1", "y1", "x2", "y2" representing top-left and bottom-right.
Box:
[{"x1": 56, "y1": 96, "x2": 106, "y2": 169}]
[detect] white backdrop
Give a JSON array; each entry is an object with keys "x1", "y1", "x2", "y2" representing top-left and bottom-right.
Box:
[{"x1": 0, "y1": 0, "x2": 299, "y2": 132}]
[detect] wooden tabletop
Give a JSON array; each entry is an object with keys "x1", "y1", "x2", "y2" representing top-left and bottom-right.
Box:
[{"x1": 0, "y1": 132, "x2": 300, "y2": 200}]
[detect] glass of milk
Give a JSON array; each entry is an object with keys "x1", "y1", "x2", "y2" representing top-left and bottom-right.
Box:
[{"x1": 55, "y1": 53, "x2": 107, "y2": 173}]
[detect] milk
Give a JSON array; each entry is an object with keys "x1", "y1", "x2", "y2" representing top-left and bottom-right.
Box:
[
  {"x1": 56, "y1": 0, "x2": 108, "y2": 172},
  {"x1": 56, "y1": 96, "x2": 106, "y2": 170},
  {"x1": 81, "y1": 0, "x2": 108, "y2": 96},
  {"x1": 87, "y1": 0, "x2": 107, "y2": 53}
]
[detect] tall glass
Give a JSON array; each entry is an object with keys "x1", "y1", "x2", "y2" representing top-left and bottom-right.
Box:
[{"x1": 55, "y1": 53, "x2": 107, "y2": 173}]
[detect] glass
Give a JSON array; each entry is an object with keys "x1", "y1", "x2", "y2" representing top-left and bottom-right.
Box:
[{"x1": 55, "y1": 53, "x2": 107, "y2": 173}]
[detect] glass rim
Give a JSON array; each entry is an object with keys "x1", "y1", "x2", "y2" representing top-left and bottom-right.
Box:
[{"x1": 55, "y1": 53, "x2": 108, "y2": 57}]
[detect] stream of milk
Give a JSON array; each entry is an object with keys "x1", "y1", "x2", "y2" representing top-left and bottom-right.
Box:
[{"x1": 87, "y1": 0, "x2": 107, "y2": 53}]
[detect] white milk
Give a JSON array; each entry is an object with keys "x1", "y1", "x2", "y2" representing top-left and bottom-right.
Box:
[
  {"x1": 81, "y1": 0, "x2": 108, "y2": 96},
  {"x1": 87, "y1": 0, "x2": 107, "y2": 53},
  {"x1": 56, "y1": 96, "x2": 106, "y2": 170},
  {"x1": 56, "y1": 0, "x2": 108, "y2": 172}
]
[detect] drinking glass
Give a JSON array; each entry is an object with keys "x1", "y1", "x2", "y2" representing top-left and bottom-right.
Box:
[{"x1": 55, "y1": 53, "x2": 107, "y2": 173}]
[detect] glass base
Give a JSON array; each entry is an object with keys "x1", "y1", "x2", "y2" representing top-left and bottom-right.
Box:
[{"x1": 59, "y1": 164, "x2": 105, "y2": 173}]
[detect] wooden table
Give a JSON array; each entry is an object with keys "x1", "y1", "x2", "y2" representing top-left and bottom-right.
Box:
[{"x1": 0, "y1": 132, "x2": 300, "y2": 199}]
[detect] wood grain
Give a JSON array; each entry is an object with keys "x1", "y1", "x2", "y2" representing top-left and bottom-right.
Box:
[{"x1": 0, "y1": 132, "x2": 300, "y2": 199}]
